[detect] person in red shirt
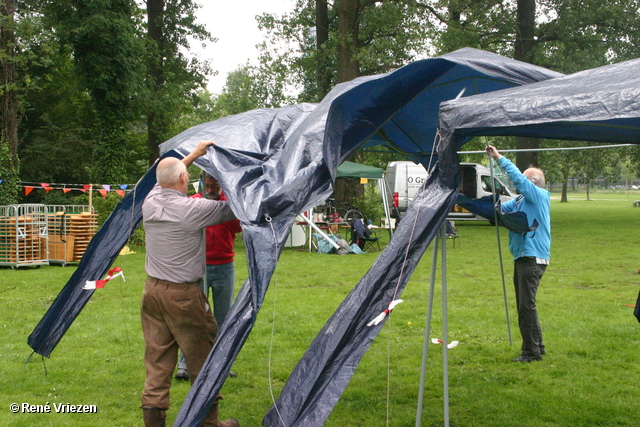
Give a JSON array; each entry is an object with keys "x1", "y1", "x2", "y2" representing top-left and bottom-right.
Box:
[{"x1": 176, "y1": 173, "x2": 242, "y2": 381}]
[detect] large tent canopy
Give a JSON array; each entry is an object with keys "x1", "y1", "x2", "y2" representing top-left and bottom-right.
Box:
[
  {"x1": 28, "y1": 48, "x2": 563, "y2": 427},
  {"x1": 336, "y1": 161, "x2": 383, "y2": 179},
  {"x1": 439, "y1": 56, "x2": 640, "y2": 144}
]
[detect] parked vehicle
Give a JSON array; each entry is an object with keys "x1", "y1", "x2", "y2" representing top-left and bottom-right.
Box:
[{"x1": 384, "y1": 161, "x2": 515, "y2": 220}]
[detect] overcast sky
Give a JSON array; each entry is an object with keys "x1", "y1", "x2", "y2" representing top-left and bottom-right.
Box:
[{"x1": 191, "y1": 0, "x2": 295, "y2": 94}]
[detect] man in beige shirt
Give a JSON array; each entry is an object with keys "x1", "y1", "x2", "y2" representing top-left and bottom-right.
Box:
[{"x1": 140, "y1": 140, "x2": 239, "y2": 427}]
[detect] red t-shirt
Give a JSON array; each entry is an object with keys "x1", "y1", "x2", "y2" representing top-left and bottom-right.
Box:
[{"x1": 191, "y1": 192, "x2": 242, "y2": 265}]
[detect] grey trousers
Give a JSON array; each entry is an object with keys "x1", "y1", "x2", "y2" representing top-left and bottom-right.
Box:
[{"x1": 513, "y1": 257, "x2": 546, "y2": 357}]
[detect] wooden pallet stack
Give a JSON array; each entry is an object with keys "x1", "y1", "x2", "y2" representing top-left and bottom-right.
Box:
[
  {"x1": 68, "y1": 211, "x2": 98, "y2": 261},
  {"x1": 47, "y1": 207, "x2": 97, "y2": 264}
]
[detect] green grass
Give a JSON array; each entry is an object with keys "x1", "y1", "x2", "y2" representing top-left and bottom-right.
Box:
[{"x1": 1, "y1": 192, "x2": 640, "y2": 426}]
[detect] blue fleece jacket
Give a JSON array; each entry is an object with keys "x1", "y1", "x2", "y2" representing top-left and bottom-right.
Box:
[{"x1": 498, "y1": 157, "x2": 551, "y2": 261}]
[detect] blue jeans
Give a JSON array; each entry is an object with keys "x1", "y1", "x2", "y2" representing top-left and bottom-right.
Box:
[{"x1": 178, "y1": 262, "x2": 235, "y2": 370}]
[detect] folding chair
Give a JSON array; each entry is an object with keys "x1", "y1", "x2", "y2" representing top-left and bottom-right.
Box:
[
  {"x1": 445, "y1": 220, "x2": 460, "y2": 248},
  {"x1": 350, "y1": 219, "x2": 381, "y2": 252}
]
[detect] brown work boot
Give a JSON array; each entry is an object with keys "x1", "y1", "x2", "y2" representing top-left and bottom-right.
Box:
[
  {"x1": 202, "y1": 400, "x2": 240, "y2": 427},
  {"x1": 142, "y1": 406, "x2": 166, "y2": 427}
]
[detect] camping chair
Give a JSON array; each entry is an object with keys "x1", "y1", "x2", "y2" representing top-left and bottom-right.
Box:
[
  {"x1": 445, "y1": 220, "x2": 460, "y2": 248},
  {"x1": 350, "y1": 219, "x2": 381, "y2": 252}
]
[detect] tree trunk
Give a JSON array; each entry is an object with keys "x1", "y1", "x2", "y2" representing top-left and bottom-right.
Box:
[
  {"x1": 0, "y1": 0, "x2": 19, "y2": 170},
  {"x1": 332, "y1": 0, "x2": 363, "y2": 204},
  {"x1": 147, "y1": 0, "x2": 165, "y2": 165},
  {"x1": 586, "y1": 183, "x2": 590, "y2": 201},
  {"x1": 315, "y1": 0, "x2": 332, "y2": 100},
  {"x1": 561, "y1": 181, "x2": 568, "y2": 203},
  {"x1": 515, "y1": 137, "x2": 539, "y2": 170},
  {"x1": 514, "y1": 0, "x2": 537, "y2": 170},
  {"x1": 336, "y1": 0, "x2": 359, "y2": 83}
]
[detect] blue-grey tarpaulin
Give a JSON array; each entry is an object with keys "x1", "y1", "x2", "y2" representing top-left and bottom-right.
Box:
[
  {"x1": 27, "y1": 48, "x2": 563, "y2": 426},
  {"x1": 439, "y1": 56, "x2": 640, "y2": 143},
  {"x1": 26, "y1": 163, "x2": 161, "y2": 357},
  {"x1": 456, "y1": 195, "x2": 538, "y2": 235}
]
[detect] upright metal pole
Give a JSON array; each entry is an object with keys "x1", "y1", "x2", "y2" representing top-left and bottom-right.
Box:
[
  {"x1": 440, "y1": 223, "x2": 450, "y2": 427},
  {"x1": 415, "y1": 235, "x2": 439, "y2": 427},
  {"x1": 488, "y1": 157, "x2": 513, "y2": 346}
]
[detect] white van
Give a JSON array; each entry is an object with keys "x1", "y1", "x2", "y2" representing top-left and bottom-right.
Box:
[{"x1": 384, "y1": 161, "x2": 515, "y2": 220}]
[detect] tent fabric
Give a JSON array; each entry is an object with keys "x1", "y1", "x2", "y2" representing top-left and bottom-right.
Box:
[
  {"x1": 455, "y1": 195, "x2": 538, "y2": 235},
  {"x1": 336, "y1": 161, "x2": 384, "y2": 179},
  {"x1": 167, "y1": 50, "x2": 560, "y2": 427},
  {"x1": 263, "y1": 141, "x2": 459, "y2": 427},
  {"x1": 439, "y1": 57, "x2": 640, "y2": 144},
  {"x1": 27, "y1": 162, "x2": 162, "y2": 357},
  {"x1": 25, "y1": 48, "x2": 562, "y2": 427}
]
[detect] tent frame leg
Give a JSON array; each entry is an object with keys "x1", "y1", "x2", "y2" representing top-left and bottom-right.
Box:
[{"x1": 415, "y1": 222, "x2": 450, "y2": 427}]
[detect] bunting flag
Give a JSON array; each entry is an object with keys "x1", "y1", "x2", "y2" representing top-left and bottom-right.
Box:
[
  {"x1": 192, "y1": 181, "x2": 200, "y2": 193},
  {"x1": 83, "y1": 267, "x2": 125, "y2": 290},
  {"x1": 367, "y1": 299, "x2": 404, "y2": 326},
  {"x1": 0, "y1": 179, "x2": 4, "y2": 184},
  {"x1": 16, "y1": 181, "x2": 133, "y2": 195},
  {"x1": 431, "y1": 338, "x2": 459, "y2": 349}
]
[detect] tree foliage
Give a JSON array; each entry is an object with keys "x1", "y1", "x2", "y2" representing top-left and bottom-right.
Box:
[
  {"x1": 144, "y1": 0, "x2": 215, "y2": 165},
  {"x1": 257, "y1": 0, "x2": 432, "y2": 102}
]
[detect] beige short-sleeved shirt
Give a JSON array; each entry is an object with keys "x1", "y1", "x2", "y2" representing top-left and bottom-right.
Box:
[{"x1": 143, "y1": 184, "x2": 236, "y2": 283}]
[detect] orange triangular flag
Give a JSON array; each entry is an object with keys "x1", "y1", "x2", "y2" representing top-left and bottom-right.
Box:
[
  {"x1": 63, "y1": 188, "x2": 72, "y2": 193},
  {"x1": 98, "y1": 189, "x2": 107, "y2": 199},
  {"x1": 40, "y1": 183, "x2": 50, "y2": 188},
  {"x1": 25, "y1": 186, "x2": 35, "y2": 196},
  {"x1": 115, "y1": 189, "x2": 124, "y2": 197},
  {"x1": 44, "y1": 187, "x2": 53, "y2": 193}
]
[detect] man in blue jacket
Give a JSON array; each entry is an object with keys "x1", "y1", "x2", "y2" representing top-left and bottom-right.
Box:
[{"x1": 486, "y1": 145, "x2": 551, "y2": 362}]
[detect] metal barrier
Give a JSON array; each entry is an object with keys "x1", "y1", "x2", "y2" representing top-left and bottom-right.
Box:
[{"x1": 0, "y1": 204, "x2": 49, "y2": 268}]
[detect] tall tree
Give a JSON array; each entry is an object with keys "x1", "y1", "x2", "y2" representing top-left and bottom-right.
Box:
[
  {"x1": 144, "y1": 0, "x2": 214, "y2": 165},
  {"x1": 315, "y1": 0, "x2": 332, "y2": 99},
  {"x1": 45, "y1": 0, "x2": 147, "y2": 183},
  {"x1": 0, "y1": 0, "x2": 19, "y2": 203},
  {"x1": 513, "y1": 0, "x2": 539, "y2": 170}
]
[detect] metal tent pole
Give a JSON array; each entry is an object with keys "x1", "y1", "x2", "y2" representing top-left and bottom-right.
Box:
[
  {"x1": 440, "y1": 223, "x2": 450, "y2": 427},
  {"x1": 378, "y1": 178, "x2": 394, "y2": 238},
  {"x1": 488, "y1": 157, "x2": 513, "y2": 346},
  {"x1": 415, "y1": 234, "x2": 439, "y2": 427}
]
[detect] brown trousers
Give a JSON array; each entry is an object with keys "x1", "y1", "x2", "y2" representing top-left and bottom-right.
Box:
[{"x1": 141, "y1": 276, "x2": 218, "y2": 409}]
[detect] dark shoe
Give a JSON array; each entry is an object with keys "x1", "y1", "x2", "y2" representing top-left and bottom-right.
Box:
[
  {"x1": 202, "y1": 399, "x2": 240, "y2": 427},
  {"x1": 512, "y1": 354, "x2": 542, "y2": 363},
  {"x1": 228, "y1": 371, "x2": 238, "y2": 378},
  {"x1": 175, "y1": 368, "x2": 189, "y2": 381},
  {"x1": 142, "y1": 406, "x2": 166, "y2": 427}
]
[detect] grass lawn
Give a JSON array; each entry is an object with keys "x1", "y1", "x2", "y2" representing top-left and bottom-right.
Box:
[{"x1": 1, "y1": 191, "x2": 639, "y2": 426}]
